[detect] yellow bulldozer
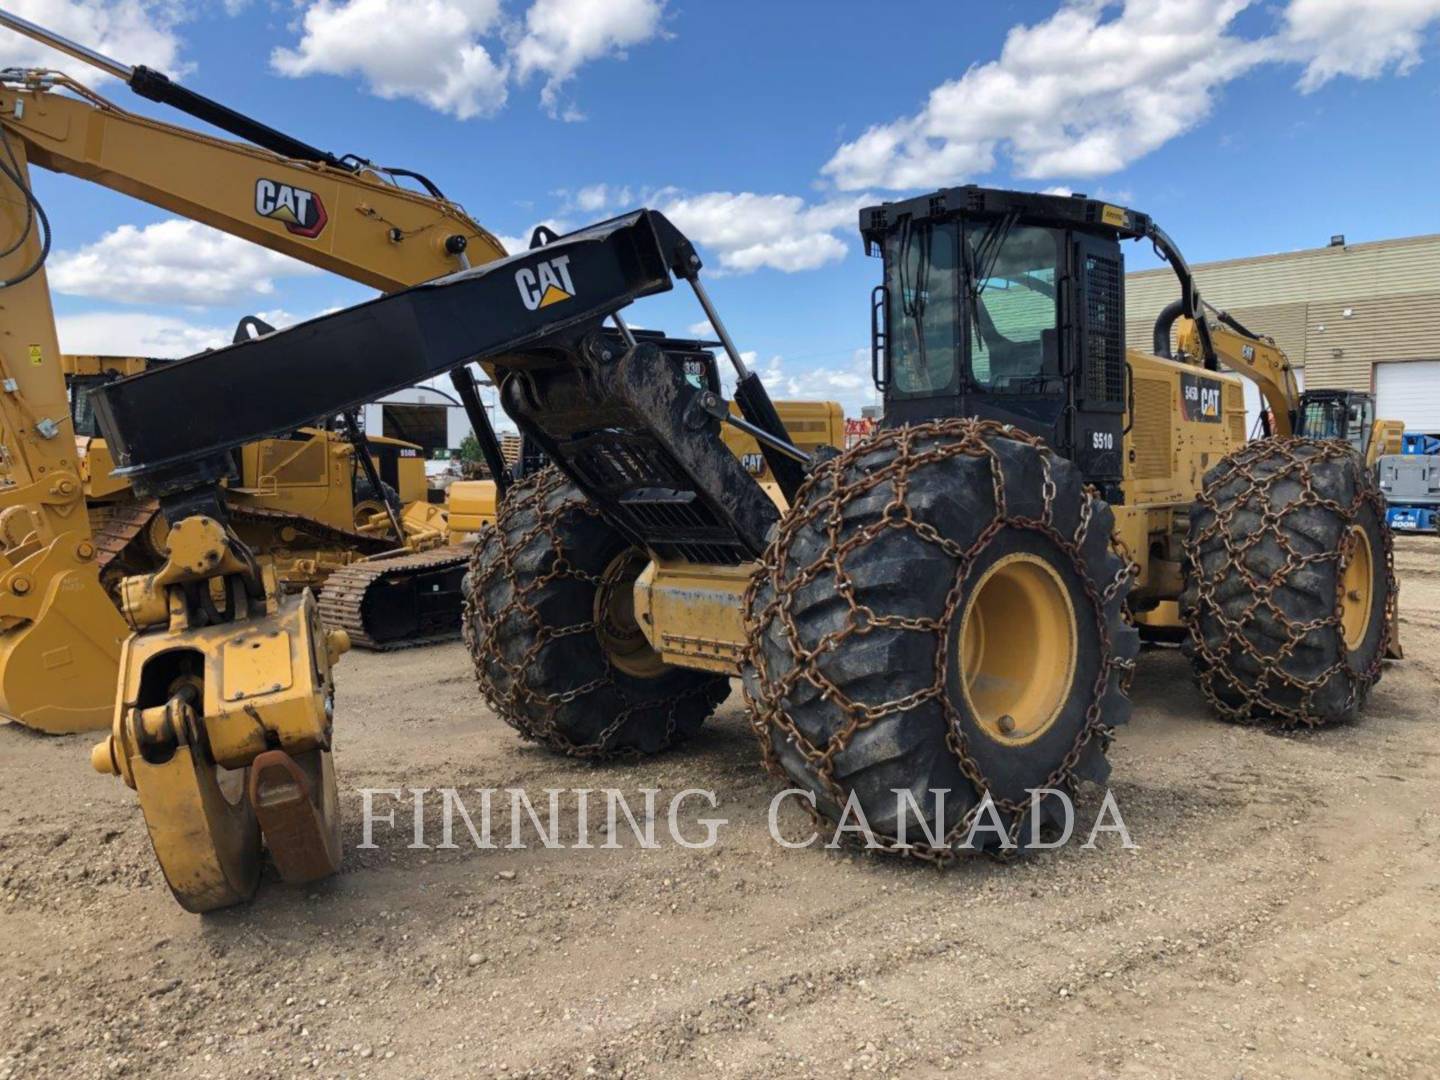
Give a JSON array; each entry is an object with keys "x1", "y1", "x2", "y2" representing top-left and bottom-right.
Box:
[
  {"x1": 80, "y1": 179, "x2": 1399, "y2": 908},
  {"x1": 66, "y1": 352, "x2": 442, "y2": 597}
]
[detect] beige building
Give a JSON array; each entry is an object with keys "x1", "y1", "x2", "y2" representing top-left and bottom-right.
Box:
[{"x1": 1126, "y1": 233, "x2": 1440, "y2": 433}]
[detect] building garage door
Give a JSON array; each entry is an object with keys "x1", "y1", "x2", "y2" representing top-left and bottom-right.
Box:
[{"x1": 1376, "y1": 361, "x2": 1440, "y2": 434}]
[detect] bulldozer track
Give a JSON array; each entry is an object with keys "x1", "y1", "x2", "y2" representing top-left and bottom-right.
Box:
[
  {"x1": 228, "y1": 504, "x2": 397, "y2": 557},
  {"x1": 90, "y1": 500, "x2": 396, "y2": 572},
  {"x1": 319, "y1": 543, "x2": 474, "y2": 651},
  {"x1": 89, "y1": 499, "x2": 160, "y2": 569}
]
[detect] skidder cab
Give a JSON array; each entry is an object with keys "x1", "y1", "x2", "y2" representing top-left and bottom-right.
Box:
[{"x1": 864, "y1": 186, "x2": 1136, "y2": 502}]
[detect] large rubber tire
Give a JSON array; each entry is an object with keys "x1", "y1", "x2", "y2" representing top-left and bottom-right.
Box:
[
  {"x1": 1181, "y1": 437, "x2": 1395, "y2": 727},
  {"x1": 463, "y1": 468, "x2": 729, "y2": 757},
  {"x1": 352, "y1": 478, "x2": 401, "y2": 531},
  {"x1": 745, "y1": 419, "x2": 1138, "y2": 859}
]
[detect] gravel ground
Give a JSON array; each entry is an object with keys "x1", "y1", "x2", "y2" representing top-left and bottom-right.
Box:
[{"x1": 2, "y1": 537, "x2": 1438, "y2": 1079}]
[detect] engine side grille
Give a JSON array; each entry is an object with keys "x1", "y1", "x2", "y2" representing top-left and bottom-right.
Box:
[
  {"x1": 1083, "y1": 254, "x2": 1125, "y2": 404},
  {"x1": 1225, "y1": 383, "x2": 1247, "y2": 445},
  {"x1": 559, "y1": 435, "x2": 749, "y2": 565},
  {"x1": 1131, "y1": 378, "x2": 1173, "y2": 480}
]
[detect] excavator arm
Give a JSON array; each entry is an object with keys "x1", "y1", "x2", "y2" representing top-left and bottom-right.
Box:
[
  {"x1": 1173, "y1": 313, "x2": 1303, "y2": 438},
  {"x1": 0, "y1": 9, "x2": 504, "y2": 289},
  {"x1": 0, "y1": 15, "x2": 516, "y2": 732},
  {"x1": 0, "y1": 130, "x2": 129, "y2": 733},
  {"x1": 0, "y1": 74, "x2": 503, "y2": 291}
]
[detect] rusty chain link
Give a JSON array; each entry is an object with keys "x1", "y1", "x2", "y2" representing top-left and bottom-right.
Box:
[
  {"x1": 1184, "y1": 437, "x2": 1396, "y2": 727},
  {"x1": 742, "y1": 418, "x2": 1137, "y2": 863},
  {"x1": 463, "y1": 468, "x2": 718, "y2": 759}
]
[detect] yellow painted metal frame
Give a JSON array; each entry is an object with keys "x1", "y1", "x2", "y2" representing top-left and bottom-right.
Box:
[
  {"x1": 633, "y1": 560, "x2": 754, "y2": 675},
  {"x1": 0, "y1": 135, "x2": 126, "y2": 732},
  {"x1": 91, "y1": 586, "x2": 343, "y2": 911},
  {"x1": 0, "y1": 66, "x2": 509, "y2": 732}
]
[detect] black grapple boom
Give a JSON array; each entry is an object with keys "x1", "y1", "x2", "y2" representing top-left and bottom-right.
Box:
[{"x1": 91, "y1": 210, "x2": 802, "y2": 565}]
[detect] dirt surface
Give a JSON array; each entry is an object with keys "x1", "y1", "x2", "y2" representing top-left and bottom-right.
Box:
[{"x1": 3, "y1": 537, "x2": 1438, "y2": 1080}]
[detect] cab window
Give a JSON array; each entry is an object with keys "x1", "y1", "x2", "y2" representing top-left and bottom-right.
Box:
[
  {"x1": 966, "y1": 225, "x2": 1060, "y2": 392},
  {"x1": 886, "y1": 222, "x2": 959, "y2": 396}
]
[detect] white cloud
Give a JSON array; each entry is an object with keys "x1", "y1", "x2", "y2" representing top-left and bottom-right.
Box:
[
  {"x1": 654, "y1": 190, "x2": 869, "y2": 274},
  {"x1": 55, "y1": 311, "x2": 231, "y2": 357},
  {"x1": 271, "y1": 0, "x2": 509, "y2": 120},
  {"x1": 0, "y1": 0, "x2": 188, "y2": 80},
  {"x1": 822, "y1": 0, "x2": 1440, "y2": 191},
  {"x1": 498, "y1": 186, "x2": 867, "y2": 275},
  {"x1": 272, "y1": 0, "x2": 667, "y2": 120},
  {"x1": 512, "y1": 0, "x2": 666, "y2": 119},
  {"x1": 823, "y1": 0, "x2": 1267, "y2": 188},
  {"x1": 56, "y1": 306, "x2": 331, "y2": 359},
  {"x1": 48, "y1": 219, "x2": 320, "y2": 306},
  {"x1": 567, "y1": 182, "x2": 633, "y2": 213},
  {"x1": 750, "y1": 349, "x2": 878, "y2": 417},
  {"x1": 1284, "y1": 0, "x2": 1440, "y2": 90}
]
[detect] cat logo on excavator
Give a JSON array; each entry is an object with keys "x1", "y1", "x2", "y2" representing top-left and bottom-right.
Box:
[
  {"x1": 515, "y1": 255, "x2": 575, "y2": 310},
  {"x1": 254, "y1": 178, "x2": 328, "y2": 238}
]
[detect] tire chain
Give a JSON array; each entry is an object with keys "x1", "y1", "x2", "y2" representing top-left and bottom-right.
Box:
[
  {"x1": 1184, "y1": 436, "x2": 1396, "y2": 727},
  {"x1": 462, "y1": 467, "x2": 718, "y2": 760},
  {"x1": 742, "y1": 418, "x2": 1137, "y2": 863}
]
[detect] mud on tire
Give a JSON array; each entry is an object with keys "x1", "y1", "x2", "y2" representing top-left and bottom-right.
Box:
[
  {"x1": 463, "y1": 467, "x2": 729, "y2": 757},
  {"x1": 1181, "y1": 437, "x2": 1396, "y2": 727},
  {"x1": 744, "y1": 419, "x2": 1138, "y2": 860}
]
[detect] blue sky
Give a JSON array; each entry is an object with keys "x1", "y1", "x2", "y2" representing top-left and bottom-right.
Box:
[{"x1": 8, "y1": 0, "x2": 1440, "y2": 421}]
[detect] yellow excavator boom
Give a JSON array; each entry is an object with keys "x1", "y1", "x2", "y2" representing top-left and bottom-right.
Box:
[
  {"x1": 0, "y1": 132, "x2": 129, "y2": 733},
  {"x1": 1176, "y1": 316, "x2": 1302, "y2": 437},
  {"x1": 0, "y1": 48, "x2": 507, "y2": 731},
  {"x1": 0, "y1": 74, "x2": 504, "y2": 287}
]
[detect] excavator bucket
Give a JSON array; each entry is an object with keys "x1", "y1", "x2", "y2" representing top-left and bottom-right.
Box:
[{"x1": 0, "y1": 546, "x2": 127, "y2": 734}]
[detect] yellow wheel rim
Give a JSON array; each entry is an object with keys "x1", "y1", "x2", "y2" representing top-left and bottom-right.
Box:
[
  {"x1": 353, "y1": 499, "x2": 387, "y2": 530},
  {"x1": 594, "y1": 550, "x2": 667, "y2": 680},
  {"x1": 958, "y1": 553, "x2": 1078, "y2": 747},
  {"x1": 1340, "y1": 525, "x2": 1374, "y2": 652}
]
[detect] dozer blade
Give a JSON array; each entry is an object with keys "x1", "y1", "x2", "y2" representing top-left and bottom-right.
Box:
[
  {"x1": 129, "y1": 742, "x2": 262, "y2": 914},
  {"x1": 248, "y1": 748, "x2": 342, "y2": 885}
]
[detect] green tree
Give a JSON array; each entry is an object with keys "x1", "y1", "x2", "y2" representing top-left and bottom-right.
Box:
[{"x1": 458, "y1": 432, "x2": 482, "y2": 465}]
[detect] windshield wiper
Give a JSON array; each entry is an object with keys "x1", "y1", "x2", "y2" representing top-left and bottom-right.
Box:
[
  {"x1": 897, "y1": 216, "x2": 931, "y2": 382},
  {"x1": 960, "y1": 213, "x2": 1017, "y2": 365}
]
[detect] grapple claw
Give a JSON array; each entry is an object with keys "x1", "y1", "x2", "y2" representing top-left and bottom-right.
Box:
[{"x1": 249, "y1": 748, "x2": 342, "y2": 885}]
